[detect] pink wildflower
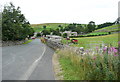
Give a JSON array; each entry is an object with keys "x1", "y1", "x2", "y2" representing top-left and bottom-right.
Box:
[
  {"x1": 114, "y1": 54, "x2": 118, "y2": 56},
  {"x1": 96, "y1": 46, "x2": 98, "y2": 50},
  {"x1": 113, "y1": 48, "x2": 118, "y2": 53},
  {"x1": 118, "y1": 41, "x2": 120, "y2": 45},
  {"x1": 93, "y1": 56, "x2": 96, "y2": 60},
  {"x1": 108, "y1": 51, "x2": 111, "y2": 54},
  {"x1": 103, "y1": 46, "x2": 107, "y2": 51}
]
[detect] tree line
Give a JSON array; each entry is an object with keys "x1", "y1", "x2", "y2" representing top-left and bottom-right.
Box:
[
  {"x1": 41, "y1": 21, "x2": 115, "y2": 36},
  {"x1": 2, "y1": 3, "x2": 34, "y2": 41}
]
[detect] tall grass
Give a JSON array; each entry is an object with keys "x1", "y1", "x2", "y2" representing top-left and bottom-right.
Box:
[{"x1": 57, "y1": 44, "x2": 120, "y2": 80}]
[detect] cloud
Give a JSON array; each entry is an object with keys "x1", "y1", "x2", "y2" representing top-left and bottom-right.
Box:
[{"x1": 0, "y1": 0, "x2": 119, "y2": 24}]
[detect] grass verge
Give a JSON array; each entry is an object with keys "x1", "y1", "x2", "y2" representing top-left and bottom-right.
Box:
[
  {"x1": 57, "y1": 47, "x2": 119, "y2": 80},
  {"x1": 23, "y1": 39, "x2": 33, "y2": 44}
]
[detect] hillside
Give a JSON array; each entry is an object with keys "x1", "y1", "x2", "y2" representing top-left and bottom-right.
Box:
[
  {"x1": 93, "y1": 24, "x2": 120, "y2": 32},
  {"x1": 31, "y1": 23, "x2": 87, "y2": 32},
  {"x1": 31, "y1": 23, "x2": 70, "y2": 32}
]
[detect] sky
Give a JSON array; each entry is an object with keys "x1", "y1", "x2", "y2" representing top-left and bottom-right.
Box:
[{"x1": 0, "y1": 0, "x2": 120, "y2": 24}]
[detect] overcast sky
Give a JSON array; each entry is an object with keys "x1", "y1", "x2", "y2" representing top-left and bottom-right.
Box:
[{"x1": 0, "y1": 0, "x2": 120, "y2": 24}]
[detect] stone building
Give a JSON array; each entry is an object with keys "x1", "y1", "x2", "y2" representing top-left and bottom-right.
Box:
[{"x1": 61, "y1": 31, "x2": 77, "y2": 38}]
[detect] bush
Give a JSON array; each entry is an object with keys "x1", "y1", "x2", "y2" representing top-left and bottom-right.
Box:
[
  {"x1": 63, "y1": 33, "x2": 67, "y2": 38},
  {"x1": 36, "y1": 33, "x2": 41, "y2": 37}
]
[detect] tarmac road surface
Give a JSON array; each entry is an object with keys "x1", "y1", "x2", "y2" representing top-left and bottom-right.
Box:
[{"x1": 2, "y1": 39, "x2": 55, "y2": 80}]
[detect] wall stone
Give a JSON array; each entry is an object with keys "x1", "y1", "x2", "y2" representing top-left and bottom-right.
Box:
[
  {"x1": 46, "y1": 39, "x2": 85, "y2": 55},
  {"x1": 1, "y1": 40, "x2": 25, "y2": 47}
]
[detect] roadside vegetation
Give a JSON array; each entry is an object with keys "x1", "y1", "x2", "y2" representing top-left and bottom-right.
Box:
[
  {"x1": 57, "y1": 44, "x2": 119, "y2": 80},
  {"x1": 23, "y1": 39, "x2": 33, "y2": 44}
]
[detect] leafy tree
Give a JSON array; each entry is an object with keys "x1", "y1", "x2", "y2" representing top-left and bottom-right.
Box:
[
  {"x1": 52, "y1": 28, "x2": 61, "y2": 36},
  {"x1": 87, "y1": 21, "x2": 96, "y2": 32},
  {"x1": 2, "y1": 2, "x2": 34, "y2": 41},
  {"x1": 63, "y1": 33, "x2": 67, "y2": 38},
  {"x1": 59, "y1": 26, "x2": 64, "y2": 32},
  {"x1": 58, "y1": 25, "x2": 62, "y2": 27},
  {"x1": 64, "y1": 23, "x2": 76, "y2": 31},
  {"x1": 42, "y1": 29, "x2": 50, "y2": 35},
  {"x1": 36, "y1": 32, "x2": 41, "y2": 37},
  {"x1": 74, "y1": 24, "x2": 84, "y2": 34},
  {"x1": 43, "y1": 25, "x2": 46, "y2": 29}
]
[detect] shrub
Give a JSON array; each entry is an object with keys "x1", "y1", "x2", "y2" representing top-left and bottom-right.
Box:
[
  {"x1": 36, "y1": 33, "x2": 41, "y2": 37},
  {"x1": 63, "y1": 33, "x2": 67, "y2": 38}
]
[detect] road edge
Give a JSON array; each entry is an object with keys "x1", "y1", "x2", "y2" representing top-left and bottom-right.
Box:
[{"x1": 52, "y1": 53, "x2": 64, "y2": 80}]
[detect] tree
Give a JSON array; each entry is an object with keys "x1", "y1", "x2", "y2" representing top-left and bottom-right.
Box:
[
  {"x1": 59, "y1": 26, "x2": 64, "y2": 32},
  {"x1": 52, "y1": 28, "x2": 61, "y2": 36},
  {"x1": 87, "y1": 21, "x2": 96, "y2": 32},
  {"x1": 63, "y1": 33, "x2": 67, "y2": 38},
  {"x1": 64, "y1": 23, "x2": 76, "y2": 31},
  {"x1": 2, "y1": 2, "x2": 34, "y2": 41},
  {"x1": 42, "y1": 29, "x2": 50, "y2": 35},
  {"x1": 58, "y1": 25, "x2": 62, "y2": 27},
  {"x1": 43, "y1": 25, "x2": 46, "y2": 29},
  {"x1": 74, "y1": 24, "x2": 84, "y2": 34}
]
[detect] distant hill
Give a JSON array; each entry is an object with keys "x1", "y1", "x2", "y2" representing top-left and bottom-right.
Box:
[
  {"x1": 31, "y1": 23, "x2": 70, "y2": 32},
  {"x1": 93, "y1": 24, "x2": 120, "y2": 33}
]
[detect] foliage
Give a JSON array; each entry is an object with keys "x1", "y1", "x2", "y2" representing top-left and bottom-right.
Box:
[
  {"x1": 42, "y1": 29, "x2": 50, "y2": 35},
  {"x1": 57, "y1": 44, "x2": 119, "y2": 80},
  {"x1": 52, "y1": 28, "x2": 61, "y2": 36},
  {"x1": 43, "y1": 25, "x2": 46, "y2": 29},
  {"x1": 23, "y1": 39, "x2": 32, "y2": 44},
  {"x1": 62, "y1": 33, "x2": 67, "y2": 38},
  {"x1": 94, "y1": 24, "x2": 119, "y2": 32},
  {"x1": 2, "y1": 2, "x2": 34, "y2": 41},
  {"x1": 36, "y1": 32, "x2": 41, "y2": 37},
  {"x1": 40, "y1": 37, "x2": 46, "y2": 43},
  {"x1": 87, "y1": 21, "x2": 96, "y2": 32},
  {"x1": 97, "y1": 22, "x2": 114, "y2": 29}
]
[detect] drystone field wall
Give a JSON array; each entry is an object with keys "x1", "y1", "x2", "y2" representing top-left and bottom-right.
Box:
[
  {"x1": 46, "y1": 40, "x2": 65, "y2": 49},
  {"x1": 1, "y1": 40, "x2": 25, "y2": 47},
  {"x1": 46, "y1": 39, "x2": 84, "y2": 55}
]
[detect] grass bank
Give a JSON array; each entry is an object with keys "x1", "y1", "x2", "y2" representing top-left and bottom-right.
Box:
[
  {"x1": 23, "y1": 39, "x2": 33, "y2": 44},
  {"x1": 61, "y1": 33, "x2": 119, "y2": 49},
  {"x1": 31, "y1": 23, "x2": 69, "y2": 32},
  {"x1": 57, "y1": 46, "x2": 119, "y2": 80}
]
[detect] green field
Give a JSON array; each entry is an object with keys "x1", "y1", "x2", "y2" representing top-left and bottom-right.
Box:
[
  {"x1": 62, "y1": 33, "x2": 118, "y2": 49},
  {"x1": 31, "y1": 23, "x2": 69, "y2": 32},
  {"x1": 94, "y1": 24, "x2": 120, "y2": 32}
]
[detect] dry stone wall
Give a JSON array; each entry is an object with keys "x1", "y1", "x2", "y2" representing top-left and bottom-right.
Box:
[
  {"x1": 1, "y1": 40, "x2": 25, "y2": 47},
  {"x1": 46, "y1": 39, "x2": 84, "y2": 55}
]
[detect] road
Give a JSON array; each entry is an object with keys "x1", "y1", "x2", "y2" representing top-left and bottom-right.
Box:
[{"x1": 2, "y1": 39, "x2": 55, "y2": 80}]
